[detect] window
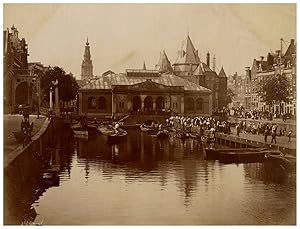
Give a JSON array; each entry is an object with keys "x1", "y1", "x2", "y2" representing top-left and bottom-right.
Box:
[
  {"x1": 88, "y1": 97, "x2": 96, "y2": 109},
  {"x1": 186, "y1": 98, "x2": 194, "y2": 111},
  {"x1": 195, "y1": 98, "x2": 203, "y2": 111},
  {"x1": 98, "y1": 97, "x2": 106, "y2": 109},
  {"x1": 119, "y1": 101, "x2": 125, "y2": 109}
]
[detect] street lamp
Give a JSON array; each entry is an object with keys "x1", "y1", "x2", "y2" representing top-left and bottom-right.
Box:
[{"x1": 32, "y1": 75, "x2": 40, "y2": 119}]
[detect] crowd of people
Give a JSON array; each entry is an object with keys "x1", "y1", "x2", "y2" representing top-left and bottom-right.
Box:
[
  {"x1": 166, "y1": 116, "x2": 231, "y2": 135},
  {"x1": 235, "y1": 120, "x2": 293, "y2": 143},
  {"x1": 231, "y1": 107, "x2": 295, "y2": 122}
]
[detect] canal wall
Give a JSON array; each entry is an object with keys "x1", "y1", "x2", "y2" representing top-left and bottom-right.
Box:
[
  {"x1": 215, "y1": 132, "x2": 296, "y2": 156},
  {"x1": 4, "y1": 118, "x2": 62, "y2": 224}
]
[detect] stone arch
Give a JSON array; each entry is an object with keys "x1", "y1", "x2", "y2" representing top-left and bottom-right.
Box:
[
  {"x1": 144, "y1": 96, "x2": 153, "y2": 111},
  {"x1": 88, "y1": 96, "x2": 96, "y2": 109},
  {"x1": 195, "y1": 98, "x2": 203, "y2": 111},
  {"x1": 15, "y1": 81, "x2": 29, "y2": 106},
  {"x1": 156, "y1": 96, "x2": 165, "y2": 110},
  {"x1": 132, "y1": 96, "x2": 141, "y2": 111},
  {"x1": 185, "y1": 97, "x2": 194, "y2": 111},
  {"x1": 98, "y1": 96, "x2": 106, "y2": 110}
]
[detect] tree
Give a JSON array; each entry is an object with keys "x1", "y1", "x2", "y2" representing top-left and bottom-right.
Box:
[
  {"x1": 41, "y1": 66, "x2": 79, "y2": 105},
  {"x1": 258, "y1": 74, "x2": 290, "y2": 106},
  {"x1": 226, "y1": 88, "x2": 235, "y2": 105}
]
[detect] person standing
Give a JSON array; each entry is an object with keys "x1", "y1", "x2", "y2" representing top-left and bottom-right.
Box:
[
  {"x1": 288, "y1": 130, "x2": 292, "y2": 142},
  {"x1": 236, "y1": 123, "x2": 240, "y2": 136},
  {"x1": 271, "y1": 124, "x2": 277, "y2": 144},
  {"x1": 264, "y1": 126, "x2": 269, "y2": 143}
]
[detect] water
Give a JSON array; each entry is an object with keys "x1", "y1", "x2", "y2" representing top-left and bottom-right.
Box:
[{"x1": 5, "y1": 129, "x2": 296, "y2": 225}]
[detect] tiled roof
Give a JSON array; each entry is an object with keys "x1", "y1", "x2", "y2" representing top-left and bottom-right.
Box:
[
  {"x1": 200, "y1": 62, "x2": 213, "y2": 72},
  {"x1": 80, "y1": 72, "x2": 211, "y2": 92}
]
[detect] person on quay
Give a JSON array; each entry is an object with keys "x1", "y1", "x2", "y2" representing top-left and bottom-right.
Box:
[
  {"x1": 264, "y1": 126, "x2": 269, "y2": 143},
  {"x1": 271, "y1": 124, "x2": 277, "y2": 144},
  {"x1": 288, "y1": 130, "x2": 293, "y2": 142}
]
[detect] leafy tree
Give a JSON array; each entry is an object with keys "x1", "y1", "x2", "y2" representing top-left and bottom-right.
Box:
[
  {"x1": 41, "y1": 66, "x2": 79, "y2": 104},
  {"x1": 226, "y1": 88, "x2": 235, "y2": 105},
  {"x1": 258, "y1": 74, "x2": 290, "y2": 106}
]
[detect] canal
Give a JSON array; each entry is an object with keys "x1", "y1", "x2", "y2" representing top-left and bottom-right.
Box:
[{"x1": 5, "y1": 128, "x2": 296, "y2": 225}]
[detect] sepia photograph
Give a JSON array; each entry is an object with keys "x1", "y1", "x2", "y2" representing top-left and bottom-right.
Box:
[{"x1": 3, "y1": 2, "x2": 296, "y2": 225}]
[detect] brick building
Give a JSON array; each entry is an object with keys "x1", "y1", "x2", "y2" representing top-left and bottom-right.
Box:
[{"x1": 3, "y1": 25, "x2": 41, "y2": 114}]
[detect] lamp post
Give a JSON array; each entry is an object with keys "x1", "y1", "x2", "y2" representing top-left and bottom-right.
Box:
[
  {"x1": 32, "y1": 75, "x2": 40, "y2": 119},
  {"x1": 50, "y1": 86, "x2": 53, "y2": 111}
]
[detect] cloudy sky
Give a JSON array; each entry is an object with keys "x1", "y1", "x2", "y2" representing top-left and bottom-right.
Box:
[{"x1": 4, "y1": 4, "x2": 296, "y2": 79}]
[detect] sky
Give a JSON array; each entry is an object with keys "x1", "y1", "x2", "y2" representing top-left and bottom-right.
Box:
[{"x1": 3, "y1": 4, "x2": 296, "y2": 79}]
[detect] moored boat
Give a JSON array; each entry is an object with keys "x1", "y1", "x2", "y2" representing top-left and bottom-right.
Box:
[
  {"x1": 157, "y1": 130, "x2": 170, "y2": 138},
  {"x1": 97, "y1": 125, "x2": 115, "y2": 135},
  {"x1": 176, "y1": 131, "x2": 189, "y2": 139},
  {"x1": 107, "y1": 129, "x2": 128, "y2": 143},
  {"x1": 73, "y1": 129, "x2": 88, "y2": 139}
]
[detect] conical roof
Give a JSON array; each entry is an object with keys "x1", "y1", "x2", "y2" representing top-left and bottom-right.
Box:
[
  {"x1": 156, "y1": 50, "x2": 173, "y2": 73},
  {"x1": 174, "y1": 35, "x2": 199, "y2": 65},
  {"x1": 219, "y1": 67, "x2": 227, "y2": 78}
]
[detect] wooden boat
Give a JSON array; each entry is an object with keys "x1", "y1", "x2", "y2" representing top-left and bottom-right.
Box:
[
  {"x1": 107, "y1": 129, "x2": 128, "y2": 143},
  {"x1": 140, "y1": 124, "x2": 153, "y2": 132},
  {"x1": 176, "y1": 131, "x2": 189, "y2": 139},
  {"x1": 86, "y1": 124, "x2": 97, "y2": 135},
  {"x1": 264, "y1": 151, "x2": 296, "y2": 171},
  {"x1": 71, "y1": 122, "x2": 82, "y2": 130},
  {"x1": 73, "y1": 129, "x2": 88, "y2": 139},
  {"x1": 205, "y1": 147, "x2": 269, "y2": 162},
  {"x1": 157, "y1": 130, "x2": 169, "y2": 138},
  {"x1": 97, "y1": 125, "x2": 115, "y2": 135},
  {"x1": 188, "y1": 132, "x2": 198, "y2": 139}
]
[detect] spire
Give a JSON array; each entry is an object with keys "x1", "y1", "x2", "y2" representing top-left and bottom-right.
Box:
[
  {"x1": 219, "y1": 66, "x2": 227, "y2": 78},
  {"x1": 174, "y1": 34, "x2": 199, "y2": 65},
  {"x1": 156, "y1": 50, "x2": 173, "y2": 73},
  {"x1": 81, "y1": 38, "x2": 93, "y2": 80},
  {"x1": 142, "y1": 61, "x2": 146, "y2": 70}
]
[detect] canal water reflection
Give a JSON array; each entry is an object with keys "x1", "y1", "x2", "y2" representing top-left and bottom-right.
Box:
[{"x1": 6, "y1": 129, "x2": 296, "y2": 225}]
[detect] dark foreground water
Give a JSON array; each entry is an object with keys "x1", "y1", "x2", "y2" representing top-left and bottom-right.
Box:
[{"x1": 5, "y1": 129, "x2": 296, "y2": 225}]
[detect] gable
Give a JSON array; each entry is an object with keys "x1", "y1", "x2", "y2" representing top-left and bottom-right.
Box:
[{"x1": 131, "y1": 79, "x2": 169, "y2": 90}]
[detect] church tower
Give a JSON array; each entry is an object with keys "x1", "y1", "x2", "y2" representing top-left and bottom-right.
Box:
[{"x1": 81, "y1": 37, "x2": 93, "y2": 80}]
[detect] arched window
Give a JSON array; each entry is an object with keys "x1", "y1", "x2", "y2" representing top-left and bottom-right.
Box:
[
  {"x1": 186, "y1": 97, "x2": 194, "y2": 111},
  {"x1": 156, "y1": 96, "x2": 164, "y2": 110},
  {"x1": 195, "y1": 98, "x2": 203, "y2": 111},
  {"x1": 98, "y1": 96, "x2": 106, "y2": 109},
  {"x1": 144, "y1": 96, "x2": 153, "y2": 111},
  {"x1": 88, "y1": 97, "x2": 96, "y2": 109}
]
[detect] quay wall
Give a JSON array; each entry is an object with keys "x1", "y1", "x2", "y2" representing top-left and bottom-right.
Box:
[
  {"x1": 4, "y1": 118, "x2": 62, "y2": 224},
  {"x1": 215, "y1": 132, "x2": 296, "y2": 156}
]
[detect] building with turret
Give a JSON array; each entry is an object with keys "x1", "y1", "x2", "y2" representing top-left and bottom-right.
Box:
[
  {"x1": 172, "y1": 35, "x2": 228, "y2": 111},
  {"x1": 4, "y1": 25, "x2": 41, "y2": 114},
  {"x1": 78, "y1": 34, "x2": 229, "y2": 117},
  {"x1": 81, "y1": 38, "x2": 93, "y2": 80}
]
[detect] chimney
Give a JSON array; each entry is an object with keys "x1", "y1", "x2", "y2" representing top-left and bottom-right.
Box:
[
  {"x1": 212, "y1": 55, "x2": 216, "y2": 72},
  {"x1": 206, "y1": 52, "x2": 210, "y2": 68},
  {"x1": 291, "y1": 39, "x2": 294, "y2": 45},
  {"x1": 245, "y1": 67, "x2": 251, "y2": 80}
]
